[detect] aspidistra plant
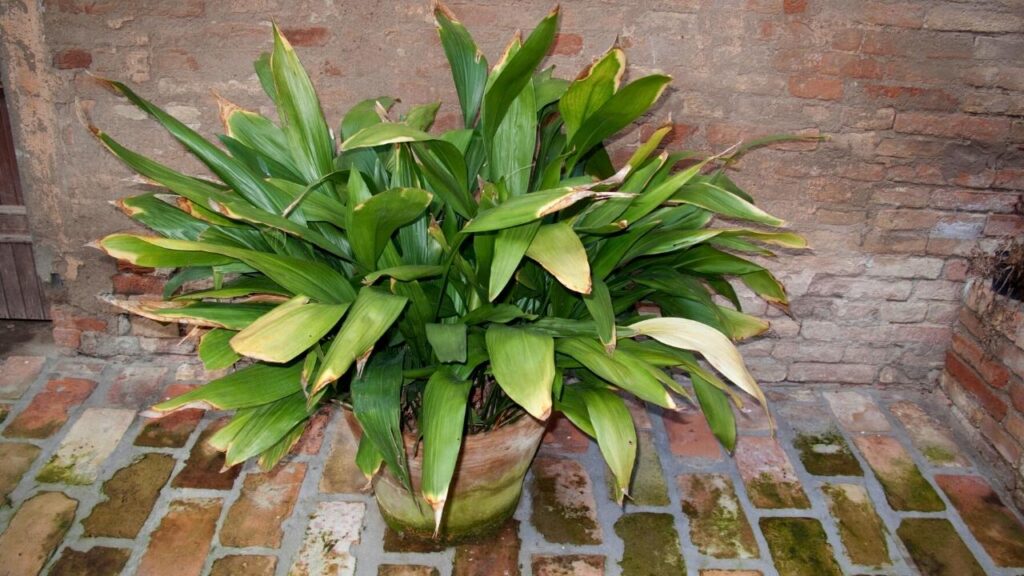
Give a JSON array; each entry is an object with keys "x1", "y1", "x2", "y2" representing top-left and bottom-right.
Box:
[{"x1": 94, "y1": 4, "x2": 808, "y2": 529}]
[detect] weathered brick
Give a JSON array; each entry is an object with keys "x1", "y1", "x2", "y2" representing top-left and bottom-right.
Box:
[
  {"x1": 664, "y1": 405, "x2": 722, "y2": 459},
  {"x1": 453, "y1": 519, "x2": 520, "y2": 576},
  {"x1": 320, "y1": 416, "x2": 368, "y2": 494},
  {"x1": 0, "y1": 443, "x2": 40, "y2": 505},
  {"x1": 50, "y1": 546, "x2": 131, "y2": 576},
  {"x1": 614, "y1": 513, "x2": 684, "y2": 575},
  {"x1": 824, "y1": 390, "x2": 891, "y2": 433},
  {"x1": 531, "y1": 555, "x2": 603, "y2": 576},
  {"x1": 985, "y1": 214, "x2": 1024, "y2": 237},
  {"x1": 0, "y1": 356, "x2": 46, "y2": 400},
  {"x1": 53, "y1": 48, "x2": 93, "y2": 69},
  {"x1": 530, "y1": 456, "x2": 601, "y2": 545},
  {"x1": 788, "y1": 75, "x2": 843, "y2": 100},
  {"x1": 855, "y1": 435, "x2": 945, "y2": 511},
  {"x1": 542, "y1": 413, "x2": 590, "y2": 454},
  {"x1": 210, "y1": 555, "x2": 277, "y2": 576},
  {"x1": 221, "y1": 462, "x2": 307, "y2": 548},
  {"x1": 37, "y1": 408, "x2": 135, "y2": 485},
  {"x1": 280, "y1": 26, "x2": 330, "y2": 47},
  {"x1": 137, "y1": 499, "x2": 222, "y2": 576},
  {"x1": 760, "y1": 518, "x2": 842, "y2": 576},
  {"x1": 890, "y1": 401, "x2": 969, "y2": 467},
  {"x1": 678, "y1": 474, "x2": 758, "y2": 559},
  {"x1": 898, "y1": 518, "x2": 985, "y2": 576},
  {"x1": 861, "y1": 2, "x2": 924, "y2": 28},
  {"x1": 111, "y1": 272, "x2": 165, "y2": 296},
  {"x1": 925, "y1": 5, "x2": 1024, "y2": 33},
  {"x1": 0, "y1": 492, "x2": 78, "y2": 576},
  {"x1": 863, "y1": 84, "x2": 958, "y2": 111},
  {"x1": 807, "y1": 276, "x2": 913, "y2": 300},
  {"x1": 894, "y1": 111, "x2": 1010, "y2": 142},
  {"x1": 980, "y1": 414, "x2": 1021, "y2": 466},
  {"x1": 172, "y1": 419, "x2": 242, "y2": 490},
  {"x1": 789, "y1": 362, "x2": 877, "y2": 384},
  {"x1": 822, "y1": 483, "x2": 890, "y2": 566},
  {"x1": 551, "y1": 33, "x2": 583, "y2": 55},
  {"x1": 4, "y1": 378, "x2": 95, "y2": 438},
  {"x1": 82, "y1": 453, "x2": 176, "y2": 538},
  {"x1": 734, "y1": 436, "x2": 810, "y2": 509},
  {"x1": 106, "y1": 365, "x2": 168, "y2": 409},
  {"x1": 946, "y1": 353, "x2": 1008, "y2": 421}
]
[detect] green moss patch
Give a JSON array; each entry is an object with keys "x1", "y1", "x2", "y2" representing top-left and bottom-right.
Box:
[
  {"x1": 36, "y1": 455, "x2": 91, "y2": 486},
  {"x1": 761, "y1": 517, "x2": 842, "y2": 576},
  {"x1": 897, "y1": 518, "x2": 985, "y2": 576},
  {"x1": 49, "y1": 546, "x2": 131, "y2": 576},
  {"x1": 822, "y1": 484, "x2": 889, "y2": 567},
  {"x1": 615, "y1": 512, "x2": 684, "y2": 576},
  {"x1": 531, "y1": 462, "x2": 601, "y2": 545},
  {"x1": 748, "y1": 472, "x2": 810, "y2": 509},
  {"x1": 679, "y1": 474, "x2": 758, "y2": 559},
  {"x1": 82, "y1": 453, "x2": 176, "y2": 538},
  {"x1": 873, "y1": 458, "x2": 945, "y2": 512},
  {"x1": 794, "y1": 430, "x2": 862, "y2": 476}
]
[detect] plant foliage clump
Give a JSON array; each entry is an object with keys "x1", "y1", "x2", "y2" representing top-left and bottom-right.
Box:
[{"x1": 93, "y1": 4, "x2": 808, "y2": 528}]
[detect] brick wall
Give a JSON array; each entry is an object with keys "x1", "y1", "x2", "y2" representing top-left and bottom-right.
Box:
[
  {"x1": 942, "y1": 280, "x2": 1024, "y2": 509},
  {"x1": 1, "y1": 1, "x2": 1022, "y2": 384}
]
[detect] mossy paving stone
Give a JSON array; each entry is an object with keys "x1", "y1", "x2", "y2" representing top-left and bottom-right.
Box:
[
  {"x1": 678, "y1": 474, "x2": 758, "y2": 559},
  {"x1": 49, "y1": 546, "x2": 131, "y2": 576},
  {"x1": 0, "y1": 403, "x2": 10, "y2": 423},
  {"x1": 452, "y1": 519, "x2": 521, "y2": 576},
  {"x1": 531, "y1": 456, "x2": 601, "y2": 544},
  {"x1": 936, "y1": 474, "x2": 1024, "y2": 566},
  {"x1": 0, "y1": 442, "x2": 40, "y2": 506},
  {"x1": 210, "y1": 554, "x2": 277, "y2": 576},
  {"x1": 889, "y1": 402, "x2": 968, "y2": 467},
  {"x1": 853, "y1": 435, "x2": 945, "y2": 512},
  {"x1": 821, "y1": 483, "x2": 890, "y2": 567},
  {"x1": 0, "y1": 492, "x2": 78, "y2": 576},
  {"x1": 897, "y1": 518, "x2": 985, "y2": 576},
  {"x1": 614, "y1": 512, "x2": 685, "y2": 576},
  {"x1": 734, "y1": 437, "x2": 811, "y2": 509},
  {"x1": 134, "y1": 409, "x2": 203, "y2": 448},
  {"x1": 793, "y1": 429, "x2": 862, "y2": 476},
  {"x1": 378, "y1": 565, "x2": 441, "y2": 576},
  {"x1": 82, "y1": 453, "x2": 175, "y2": 538},
  {"x1": 606, "y1": 431, "x2": 669, "y2": 506},
  {"x1": 531, "y1": 554, "x2": 604, "y2": 576},
  {"x1": 760, "y1": 517, "x2": 842, "y2": 576},
  {"x1": 384, "y1": 527, "x2": 447, "y2": 553}
]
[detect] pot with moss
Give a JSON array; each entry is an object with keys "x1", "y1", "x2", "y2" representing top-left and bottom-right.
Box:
[{"x1": 93, "y1": 3, "x2": 809, "y2": 542}]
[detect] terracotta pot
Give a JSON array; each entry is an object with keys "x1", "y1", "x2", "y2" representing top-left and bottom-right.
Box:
[{"x1": 346, "y1": 411, "x2": 545, "y2": 542}]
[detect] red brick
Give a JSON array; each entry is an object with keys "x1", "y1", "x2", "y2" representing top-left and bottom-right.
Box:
[
  {"x1": 72, "y1": 316, "x2": 107, "y2": 332},
  {"x1": 894, "y1": 112, "x2": 1011, "y2": 142},
  {"x1": 0, "y1": 356, "x2": 46, "y2": 400},
  {"x1": 875, "y1": 138, "x2": 947, "y2": 159},
  {"x1": 980, "y1": 414, "x2": 1021, "y2": 466},
  {"x1": 172, "y1": 419, "x2": 242, "y2": 490},
  {"x1": 788, "y1": 74, "x2": 843, "y2": 100},
  {"x1": 1011, "y1": 381, "x2": 1024, "y2": 413},
  {"x1": 944, "y1": 259, "x2": 969, "y2": 281},
  {"x1": 952, "y1": 332, "x2": 1010, "y2": 389},
  {"x1": 862, "y1": 2, "x2": 924, "y2": 28},
  {"x1": 931, "y1": 189, "x2": 1021, "y2": 213},
  {"x1": 280, "y1": 26, "x2": 330, "y2": 47},
  {"x1": 783, "y1": 0, "x2": 806, "y2": 14},
  {"x1": 831, "y1": 29, "x2": 862, "y2": 52},
  {"x1": 111, "y1": 272, "x2": 165, "y2": 296},
  {"x1": 107, "y1": 365, "x2": 168, "y2": 409},
  {"x1": 664, "y1": 406, "x2": 722, "y2": 459},
  {"x1": 984, "y1": 214, "x2": 1024, "y2": 237},
  {"x1": 4, "y1": 378, "x2": 96, "y2": 439},
  {"x1": 551, "y1": 33, "x2": 583, "y2": 55},
  {"x1": 53, "y1": 48, "x2": 92, "y2": 70},
  {"x1": 221, "y1": 463, "x2": 307, "y2": 548},
  {"x1": 821, "y1": 53, "x2": 884, "y2": 79},
  {"x1": 82, "y1": 453, "x2": 176, "y2": 538},
  {"x1": 542, "y1": 413, "x2": 590, "y2": 454},
  {"x1": 640, "y1": 122, "x2": 698, "y2": 149},
  {"x1": 453, "y1": 519, "x2": 521, "y2": 576},
  {"x1": 137, "y1": 499, "x2": 222, "y2": 576},
  {"x1": 864, "y1": 85, "x2": 959, "y2": 111},
  {"x1": 52, "y1": 328, "x2": 81, "y2": 349},
  {"x1": 993, "y1": 169, "x2": 1024, "y2": 190},
  {"x1": 946, "y1": 352, "x2": 1008, "y2": 421}
]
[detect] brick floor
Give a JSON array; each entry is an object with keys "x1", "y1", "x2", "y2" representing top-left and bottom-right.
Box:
[{"x1": 2, "y1": 353, "x2": 1024, "y2": 575}]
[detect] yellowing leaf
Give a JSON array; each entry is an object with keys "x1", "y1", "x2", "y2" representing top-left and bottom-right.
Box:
[{"x1": 525, "y1": 222, "x2": 592, "y2": 294}]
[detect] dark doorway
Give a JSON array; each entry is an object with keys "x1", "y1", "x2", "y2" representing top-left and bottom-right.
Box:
[{"x1": 0, "y1": 79, "x2": 48, "y2": 319}]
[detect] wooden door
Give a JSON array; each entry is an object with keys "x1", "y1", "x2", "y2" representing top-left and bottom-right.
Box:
[{"x1": 0, "y1": 80, "x2": 48, "y2": 319}]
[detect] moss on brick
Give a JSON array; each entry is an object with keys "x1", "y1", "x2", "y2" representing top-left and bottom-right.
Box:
[
  {"x1": 874, "y1": 459, "x2": 945, "y2": 512},
  {"x1": 531, "y1": 469, "x2": 600, "y2": 545},
  {"x1": 922, "y1": 445, "x2": 958, "y2": 465},
  {"x1": 897, "y1": 518, "x2": 985, "y2": 576},
  {"x1": 748, "y1": 472, "x2": 811, "y2": 509},
  {"x1": 615, "y1": 512, "x2": 684, "y2": 576},
  {"x1": 36, "y1": 455, "x2": 91, "y2": 486},
  {"x1": 761, "y1": 517, "x2": 842, "y2": 576},
  {"x1": 679, "y1": 474, "x2": 758, "y2": 559},
  {"x1": 822, "y1": 484, "x2": 890, "y2": 567},
  {"x1": 794, "y1": 430, "x2": 862, "y2": 476}
]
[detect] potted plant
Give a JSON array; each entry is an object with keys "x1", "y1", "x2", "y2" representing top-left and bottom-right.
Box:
[{"x1": 92, "y1": 4, "x2": 807, "y2": 541}]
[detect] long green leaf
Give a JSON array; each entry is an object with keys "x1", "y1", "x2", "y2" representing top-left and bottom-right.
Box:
[
  {"x1": 420, "y1": 367, "x2": 472, "y2": 534},
  {"x1": 98, "y1": 234, "x2": 235, "y2": 268},
  {"x1": 271, "y1": 24, "x2": 335, "y2": 184},
  {"x1": 426, "y1": 323, "x2": 467, "y2": 363},
  {"x1": 525, "y1": 222, "x2": 592, "y2": 295},
  {"x1": 464, "y1": 187, "x2": 594, "y2": 233},
  {"x1": 349, "y1": 188, "x2": 433, "y2": 268},
  {"x1": 560, "y1": 47, "x2": 624, "y2": 141},
  {"x1": 568, "y1": 74, "x2": 671, "y2": 164},
  {"x1": 117, "y1": 193, "x2": 208, "y2": 241},
  {"x1": 692, "y1": 372, "x2": 737, "y2": 452},
  {"x1": 583, "y1": 277, "x2": 616, "y2": 350},
  {"x1": 341, "y1": 123, "x2": 434, "y2": 151},
  {"x1": 198, "y1": 329, "x2": 240, "y2": 370},
  {"x1": 313, "y1": 287, "x2": 408, "y2": 393},
  {"x1": 224, "y1": 391, "x2": 311, "y2": 466},
  {"x1": 352, "y1": 352, "x2": 410, "y2": 491},
  {"x1": 150, "y1": 362, "x2": 303, "y2": 413},
  {"x1": 486, "y1": 325, "x2": 554, "y2": 420},
  {"x1": 673, "y1": 182, "x2": 784, "y2": 227},
  {"x1": 556, "y1": 337, "x2": 674, "y2": 409},
  {"x1": 489, "y1": 222, "x2": 540, "y2": 301},
  {"x1": 435, "y1": 3, "x2": 488, "y2": 126},
  {"x1": 230, "y1": 296, "x2": 350, "y2": 363},
  {"x1": 578, "y1": 385, "x2": 636, "y2": 503}
]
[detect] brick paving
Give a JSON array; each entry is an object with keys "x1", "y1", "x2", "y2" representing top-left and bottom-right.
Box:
[{"x1": 3, "y1": 354, "x2": 1024, "y2": 575}]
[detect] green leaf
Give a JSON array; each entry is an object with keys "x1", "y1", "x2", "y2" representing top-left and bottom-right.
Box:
[
  {"x1": 175, "y1": 276, "x2": 289, "y2": 300},
  {"x1": 257, "y1": 420, "x2": 307, "y2": 470},
  {"x1": 363, "y1": 265, "x2": 444, "y2": 285},
  {"x1": 99, "y1": 79, "x2": 288, "y2": 213},
  {"x1": 486, "y1": 325, "x2": 555, "y2": 420},
  {"x1": 673, "y1": 182, "x2": 784, "y2": 227},
  {"x1": 560, "y1": 47, "x2": 625, "y2": 141},
  {"x1": 460, "y1": 303, "x2": 533, "y2": 325},
  {"x1": 198, "y1": 329, "x2": 240, "y2": 370},
  {"x1": 435, "y1": 3, "x2": 488, "y2": 126},
  {"x1": 355, "y1": 434, "x2": 384, "y2": 479},
  {"x1": 340, "y1": 123, "x2": 435, "y2": 151},
  {"x1": 556, "y1": 337, "x2": 675, "y2": 409},
  {"x1": 619, "y1": 160, "x2": 706, "y2": 225},
  {"x1": 100, "y1": 235, "x2": 355, "y2": 304},
  {"x1": 628, "y1": 317, "x2": 768, "y2": 419},
  {"x1": 131, "y1": 301, "x2": 275, "y2": 330},
  {"x1": 420, "y1": 367, "x2": 472, "y2": 534},
  {"x1": 150, "y1": 362, "x2": 303, "y2": 413},
  {"x1": 224, "y1": 106, "x2": 300, "y2": 178},
  {"x1": 349, "y1": 188, "x2": 433, "y2": 269},
  {"x1": 740, "y1": 269, "x2": 789, "y2": 308},
  {"x1": 627, "y1": 123, "x2": 671, "y2": 169},
  {"x1": 674, "y1": 245, "x2": 765, "y2": 276},
  {"x1": 426, "y1": 323, "x2": 467, "y2": 363},
  {"x1": 464, "y1": 186, "x2": 594, "y2": 233},
  {"x1": 117, "y1": 193, "x2": 208, "y2": 241},
  {"x1": 313, "y1": 287, "x2": 408, "y2": 393},
  {"x1": 271, "y1": 24, "x2": 335, "y2": 183},
  {"x1": 555, "y1": 385, "x2": 596, "y2": 438},
  {"x1": 583, "y1": 277, "x2": 616, "y2": 350},
  {"x1": 489, "y1": 222, "x2": 540, "y2": 301},
  {"x1": 489, "y1": 77, "x2": 537, "y2": 197},
  {"x1": 341, "y1": 97, "x2": 396, "y2": 139},
  {"x1": 692, "y1": 372, "x2": 736, "y2": 452},
  {"x1": 405, "y1": 102, "x2": 441, "y2": 131},
  {"x1": 224, "y1": 391, "x2": 311, "y2": 466},
  {"x1": 352, "y1": 351, "x2": 411, "y2": 491},
  {"x1": 525, "y1": 222, "x2": 592, "y2": 295},
  {"x1": 229, "y1": 295, "x2": 350, "y2": 363},
  {"x1": 98, "y1": 234, "x2": 235, "y2": 269},
  {"x1": 481, "y1": 7, "x2": 559, "y2": 143},
  {"x1": 568, "y1": 74, "x2": 671, "y2": 163},
  {"x1": 579, "y1": 384, "x2": 636, "y2": 503}
]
